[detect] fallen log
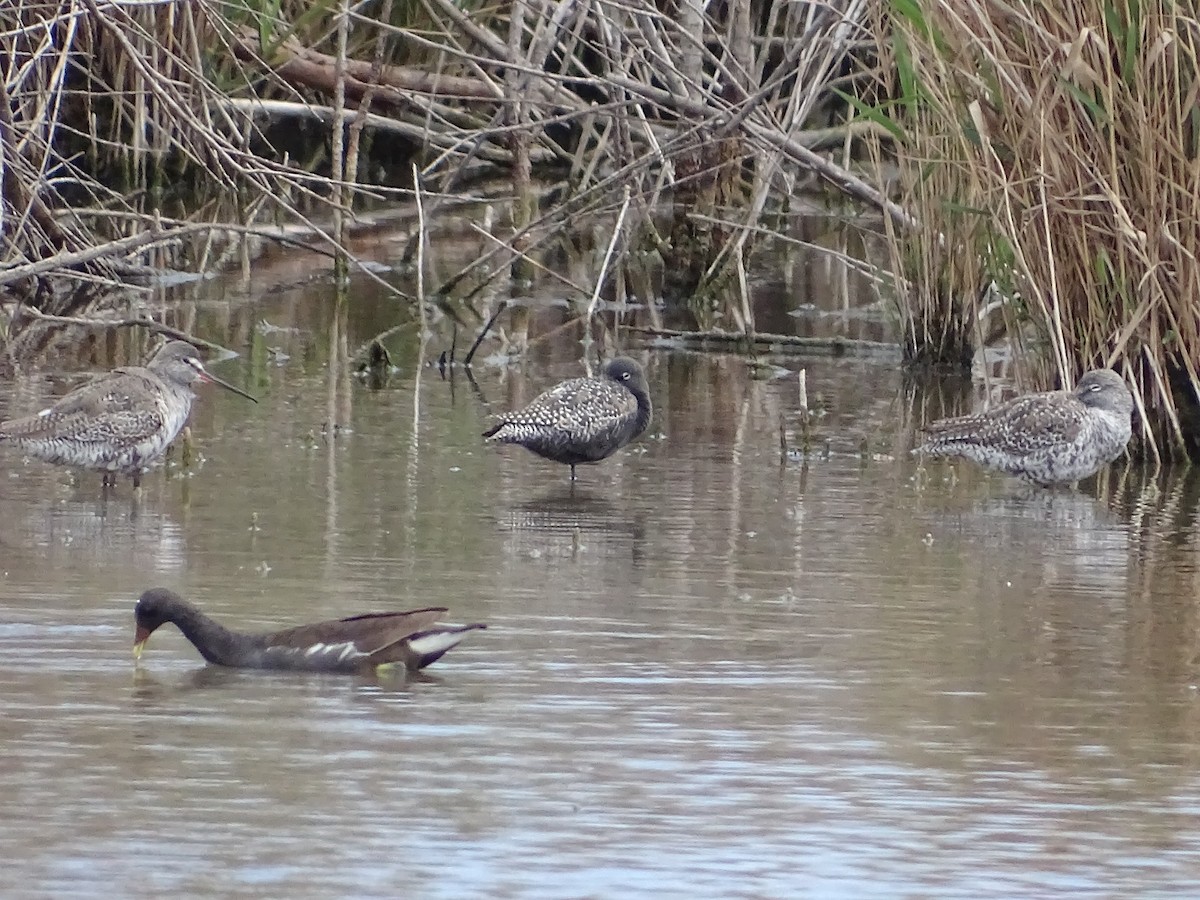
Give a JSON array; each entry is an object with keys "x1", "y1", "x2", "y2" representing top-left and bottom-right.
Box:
[{"x1": 631, "y1": 325, "x2": 902, "y2": 359}]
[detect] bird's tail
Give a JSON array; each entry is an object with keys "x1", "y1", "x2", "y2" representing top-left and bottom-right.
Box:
[{"x1": 408, "y1": 623, "x2": 487, "y2": 669}]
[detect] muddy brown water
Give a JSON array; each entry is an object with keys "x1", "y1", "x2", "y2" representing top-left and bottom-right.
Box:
[{"x1": 1, "y1": 259, "x2": 1199, "y2": 897}]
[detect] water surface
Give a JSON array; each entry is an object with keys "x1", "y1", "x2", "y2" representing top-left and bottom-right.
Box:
[{"x1": 0, "y1": 270, "x2": 1197, "y2": 898}]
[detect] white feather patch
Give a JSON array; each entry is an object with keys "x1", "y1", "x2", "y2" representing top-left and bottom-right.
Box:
[
  {"x1": 301, "y1": 640, "x2": 364, "y2": 662},
  {"x1": 408, "y1": 631, "x2": 467, "y2": 658}
]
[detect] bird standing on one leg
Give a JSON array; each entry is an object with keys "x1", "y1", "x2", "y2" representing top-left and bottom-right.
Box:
[
  {"x1": 0, "y1": 340, "x2": 257, "y2": 490},
  {"x1": 913, "y1": 368, "x2": 1134, "y2": 486},
  {"x1": 483, "y1": 357, "x2": 652, "y2": 480}
]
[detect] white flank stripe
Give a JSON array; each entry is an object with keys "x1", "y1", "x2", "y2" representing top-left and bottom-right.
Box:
[{"x1": 305, "y1": 643, "x2": 327, "y2": 657}]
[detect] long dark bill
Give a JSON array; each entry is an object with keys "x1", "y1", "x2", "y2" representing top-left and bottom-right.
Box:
[{"x1": 198, "y1": 366, "x2": 258, "y2": 402}]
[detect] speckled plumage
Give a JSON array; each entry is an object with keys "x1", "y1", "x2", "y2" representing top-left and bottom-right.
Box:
[
  {"x1": 0, "y1": 340, "x2": 255, "y2": 488},
  {"x1": 915, "y1": 368, "x2": 1133, "y2": 486},
  {"x1": 483, "y1": 357, "x2": 652, "y2": 480},
  {"x1": 133, "y1": 588, "x2": 486, "y2": 674}
]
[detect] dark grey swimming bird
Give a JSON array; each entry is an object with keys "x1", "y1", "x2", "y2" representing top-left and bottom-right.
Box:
[
  {"x1": 914, "y1": 368, "x2": 1133, "y2": 486},
  {"x1": 0, "y1": 340, "x2": 256, "y2": 489},
  {"x1": 483, "y1": 356, "x2": 652, "y2": 480},
  {"x1": 133, "y1": 588, "x2": 485, "y2": 674}
]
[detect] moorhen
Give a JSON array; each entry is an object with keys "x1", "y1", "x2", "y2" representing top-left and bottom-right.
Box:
[{"x1": 133, "y1": 588, "x2": 486, "y2": 675}]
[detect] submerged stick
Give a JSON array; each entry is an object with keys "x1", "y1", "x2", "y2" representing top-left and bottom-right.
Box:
[
  {"x1": 463, "y1": 300, "x2": 508, "y2": 366},
  {"x1": 413, "y1": 165, "x2": 427, "y2": 307},
  {"x1": 330, "y1": 0, "x2": 350, "y2": 260},
  {"x1": 632, "y1": 326, "x2": 901, "y2": 358},
  {"x1": 585, "y1": 185, "x2": 632, "y2": 326},
  {"x1": 14, "y1": 309, "x2": 229, "y2": 353}
]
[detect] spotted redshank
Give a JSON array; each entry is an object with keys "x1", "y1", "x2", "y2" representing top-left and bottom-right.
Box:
[
  {"x1": 914, "y1": 368, "x2": 1133, "y2": 485},
  {"x1": 0, "y1": 340, "x2": 256, "y2": 489},
  {"x1": 483, "y1": 356, "x2": 652, "y2": 480},
  {"x1": 133, "y1": 588, "x2": 486, "y2": 674}
]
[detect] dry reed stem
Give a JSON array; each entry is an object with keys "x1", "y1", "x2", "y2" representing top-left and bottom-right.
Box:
[
  {"x1": 878, "y1": 0, "x2": 1200, "y2": 455},
  {"x1": 3, "y1": 0, "x2": 906, "y2": 362}
]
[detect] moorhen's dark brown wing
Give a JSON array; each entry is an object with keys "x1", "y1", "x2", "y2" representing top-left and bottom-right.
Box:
[{"x1": 133, "y1": 589, "x2": 485, "y2": 674}]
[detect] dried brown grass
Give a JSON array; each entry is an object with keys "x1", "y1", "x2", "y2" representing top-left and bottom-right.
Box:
[
  {"x1": 2, "y1": 0, "x2": 900, "y2": 363},
  {"x1": 875, "y1": 0, "x2": 1200, "y2": 458}
]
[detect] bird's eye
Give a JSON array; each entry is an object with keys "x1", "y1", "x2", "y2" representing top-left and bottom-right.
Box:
[{"x1": 622, "y1": 372, "x2": 630, "y2": 380}]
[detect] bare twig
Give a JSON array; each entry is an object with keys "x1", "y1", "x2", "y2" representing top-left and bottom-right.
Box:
[
  {"x1": 464, "y1": 300, "x2": 509, "y2": 366},
  {"x1": 633, "y1": 325, "x2": 901, "y2": 358},
  {"x1": 585, "y1": 185, "x2": 632, "y2": 326},
  {"x1": 14, "y1": 309, "x2": 232, "y2": 353}
]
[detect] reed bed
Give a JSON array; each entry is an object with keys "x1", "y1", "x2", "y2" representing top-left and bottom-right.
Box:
[
  {"x1": 0, "y1": 1, "x2": 896, "y2": 344},
  {"x1": 872, "y1": 0, "x2": 1200, "y2": 458},
  {"x1": 4, "y1": 0, "x2": 1196, "y2": 456}
]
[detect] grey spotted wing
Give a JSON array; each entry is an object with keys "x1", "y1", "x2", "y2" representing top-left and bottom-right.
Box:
[
  {"x1": 508, "y1": 378, "x2": 599, "y2": 427},
  {"x1": 554, "y1": 380, "x2": 639, "y2": 460},
  {"x1": 0, "y1": 368, "x2": 166, "y2": 444},
  {"x1": 922, "y1": 392, "x2": 1084, "y2": 455},
  {"x1": 498, "y1": 377, "x2": 635, "y2": 457}
]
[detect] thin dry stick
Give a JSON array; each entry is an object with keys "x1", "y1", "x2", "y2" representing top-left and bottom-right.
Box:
[
  {"x1": 0, "y1": 226, "x2": 210, "y2": 288},
  {"x1": 585, "y1": 185, "x2": 632, "y2": 326},
  {"x1": 735, "y1": 244, "x2": 753, "y2": 340},
  {"x1": 330, "y1": 0, "x2": 350, "y2": 255},
  {"x1": 464, "y1": 300, "x2": 509, "y2": 366},
  {"x1": 411, "y1": 164, "x2": 429, "y2": 483},
  {"x1": 1036, "y1": 133, "x2": 1070, "y2": 381},
  {"x1": 15, "y1": 309, "x2": 231, "y2": 353},
  {"x1": 413, "y1": 164, "x2": 426, "y2": 307},
  {"x1": 465, "y1": 221, "x2": 593, "y2": 299},
  {"x1": 346, "y1": 0, "x2": 393, "y2": 188}
]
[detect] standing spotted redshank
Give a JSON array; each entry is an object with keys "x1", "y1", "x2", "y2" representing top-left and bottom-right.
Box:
[
  {"x1": 914, "y1": 368, "x2": 1133, "y2": 485},
  {"x1": 0, "y1": 340, "x2": 256, "y2": 489},
  {"x1": 483, "y1": 356, "x2": 652, "y2": 480}
]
